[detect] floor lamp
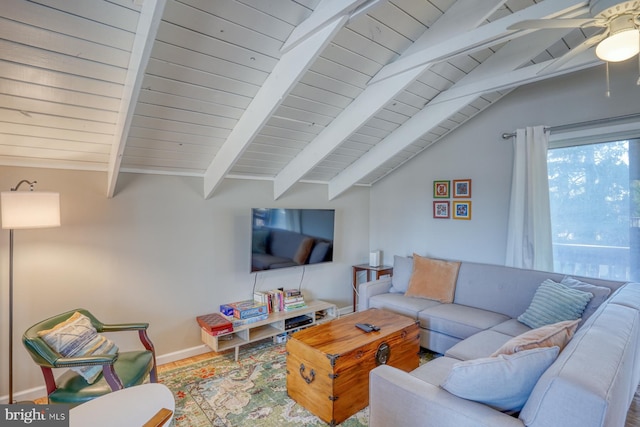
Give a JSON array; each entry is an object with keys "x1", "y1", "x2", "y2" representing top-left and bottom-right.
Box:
[{"x1": 1, "y1": 180, "x2": 60, "y2": 404}]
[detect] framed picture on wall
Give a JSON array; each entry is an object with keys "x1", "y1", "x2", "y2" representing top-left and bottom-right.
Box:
[
  {"x1": 453, "y1": 201, "x2": 472, "y2": 220},
  {"x1": 453, "y1": 179, "x2": 471, "y2": 198},
  {"x1": 433, "y1": 201, "x2": 450, "y2": 219},
  {"x1": 433, "y1": 180, "x2": 450, "y2": 198}
]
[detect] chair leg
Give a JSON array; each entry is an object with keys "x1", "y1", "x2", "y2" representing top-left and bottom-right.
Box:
[
  {"x1": 139, "y1": 329, "x2": 158, "y2": 383},
  {"x1": 41, "y1": 367, "x2": 57, "y2": 396},
  {"x1": 102, "y1": 364, "x2": 124, "y2": 391},
  {"x1": 150, "y1": 364, "x2": 158, "y2": 383}
]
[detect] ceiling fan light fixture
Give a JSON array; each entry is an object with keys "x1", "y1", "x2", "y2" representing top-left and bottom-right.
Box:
[{"x1": 595, "y1": 14, "x2": 640, "y2": 62}]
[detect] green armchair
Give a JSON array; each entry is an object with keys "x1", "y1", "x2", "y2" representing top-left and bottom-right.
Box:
[{"x1": 22, "y1": 308, "x2": 158, "y2": 406}]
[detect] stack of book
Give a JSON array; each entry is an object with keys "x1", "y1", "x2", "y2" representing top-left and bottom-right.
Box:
[
  {"x1": 254, "y1": 289, "x2": 306, "y2": 313},
  {"x1": 283, "y1": 289, "x2": 306, "y2": 311}
]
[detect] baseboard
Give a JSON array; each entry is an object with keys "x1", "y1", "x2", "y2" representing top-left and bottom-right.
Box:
[
  {"x1": 338, "y1": 305, "x2": 354, "y2": 316},
  {"x1": 156, "y1": 344, "x2": 211, "y2": 366},
  {"x1": 0, "y1": 385, "x2": 47, "y2": 404}
]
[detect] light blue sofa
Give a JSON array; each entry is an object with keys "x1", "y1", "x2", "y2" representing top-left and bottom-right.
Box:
[{"x1": 359, "y1": 256, "x2": 640, "y2": 427}]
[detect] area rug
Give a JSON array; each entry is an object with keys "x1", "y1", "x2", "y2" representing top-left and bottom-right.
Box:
[{"x1": 159, "y1": 339, "x2": 437, "y2": 426}]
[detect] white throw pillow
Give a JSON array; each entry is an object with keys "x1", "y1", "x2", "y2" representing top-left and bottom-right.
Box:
[{"x1": 441, "y1": 346, "x2": 560, "y2": 412}]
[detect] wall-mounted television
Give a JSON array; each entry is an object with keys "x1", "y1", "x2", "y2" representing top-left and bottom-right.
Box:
[{"x1": 251, "y1": 208, "x2": 335, "y2": 272}]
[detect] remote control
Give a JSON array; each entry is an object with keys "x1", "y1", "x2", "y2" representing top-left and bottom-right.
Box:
[{"x1": 356, "y1": 323, "x2": 380, "y2": 332}]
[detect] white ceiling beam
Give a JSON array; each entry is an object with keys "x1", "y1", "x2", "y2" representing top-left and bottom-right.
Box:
[
  {"x1": 327, "y1": 29, "x2": 593, "y2": 200},
  {"x1": 273, "y1": 0, "x2": 507, "y2": 199},
  {"x1": 280, "y1": 0, "x2": 373, "y2": 54},
  {"x1": 432, "y1": 53, "x2": 600, "y2": 107},
  {"x1": 203, "y1": 12, "x2": 347, "y2": 199},
  {"x1": 106, "y1": 0, "x2": 166, "y2": 198},
  {"x1": 369, "y1": 0, "x2": 589, "y2": 85}
]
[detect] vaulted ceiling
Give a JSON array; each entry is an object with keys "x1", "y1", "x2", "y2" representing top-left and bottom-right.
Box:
[{"x1": 1, "y1": 0, "x2": 605, "y2": 199}]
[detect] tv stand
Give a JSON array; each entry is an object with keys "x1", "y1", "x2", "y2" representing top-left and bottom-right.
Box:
[{"x1": 200, "y1": 300, "x2": 338, "y2": 361}]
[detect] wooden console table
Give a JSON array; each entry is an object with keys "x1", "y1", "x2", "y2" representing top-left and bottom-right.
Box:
[
  {"x1": 351, "y1": 264, "x2": 393, "y2": 311},
  {"x1": 201, "y1": 300, "x2": 338, "y2": 361}
]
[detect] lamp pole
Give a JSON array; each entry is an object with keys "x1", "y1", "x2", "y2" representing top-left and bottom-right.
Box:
[
  {"x1": 1, "y1": 180, "x2": 60, "y2": 404},
  {"x1": 7, "y1": 180, "x2": 34, "y2": 405},
  {"x1": 8, "y1": 227, "x2": 14, "y2": 404}
]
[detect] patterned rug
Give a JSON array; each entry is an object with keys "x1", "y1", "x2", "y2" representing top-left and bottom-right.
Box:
[{"x1": 159, "y1": 339, "x2": 437, "y2": 426}]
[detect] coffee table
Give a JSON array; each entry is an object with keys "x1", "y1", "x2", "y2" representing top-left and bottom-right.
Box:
[{"x1": 286, "y1": 308, "x2": 419, "y2": 425}]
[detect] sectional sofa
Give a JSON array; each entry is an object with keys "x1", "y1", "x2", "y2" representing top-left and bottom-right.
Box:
[{"x1": 358, "y1": 255, "x2": 640, "y2": 427}]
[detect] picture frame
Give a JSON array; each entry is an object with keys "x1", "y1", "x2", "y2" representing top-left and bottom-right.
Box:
[
  {"x1": 433, "y1": 180, "x2": 450, "y2": 198},
  {"x1": 453, "y1": 179, "x2": 472, "y2": 198},
  {"x1": 433, "y1": 201, "x2": 450, "y2": 219},
  {"x1": 453, "y1": 201, "x2": 472, "y2": 220}
]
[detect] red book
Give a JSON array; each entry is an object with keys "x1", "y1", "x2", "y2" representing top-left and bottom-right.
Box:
[{"x1": 197, "y1": 313, "x2": 233, "y2": 335}]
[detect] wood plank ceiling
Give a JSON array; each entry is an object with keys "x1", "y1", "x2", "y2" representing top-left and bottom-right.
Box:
[{"x1": 0, "y1": 0, "x2": 602, "y2": 199}]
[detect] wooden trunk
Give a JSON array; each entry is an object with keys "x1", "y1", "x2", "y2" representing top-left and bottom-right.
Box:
[{"x1": 286, "y1": 309, "x2": 419, "y2": 425}]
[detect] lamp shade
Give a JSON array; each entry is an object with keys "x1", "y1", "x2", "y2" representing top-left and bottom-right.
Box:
[
  {"x1": 1, "y1": 191, "x2": 60, "y2": 229},
  {"x1": 596, "y1": 28, "x2": 640, "y2": 62}
]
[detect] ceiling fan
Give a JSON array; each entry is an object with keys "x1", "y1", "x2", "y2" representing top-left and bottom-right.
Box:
[{"x1": 509, "y1": 0, "x2": 640, "y2": 64}]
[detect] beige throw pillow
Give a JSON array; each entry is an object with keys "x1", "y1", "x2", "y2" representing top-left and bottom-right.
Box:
[
  {"x1": 404, "y1": 254, "x2": 460, "y2": 303},
  {"x1": 491, "y1": 319, "x2": 580, "y2": 357}
]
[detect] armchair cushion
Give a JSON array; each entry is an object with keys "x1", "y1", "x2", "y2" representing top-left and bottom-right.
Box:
[
  {"x1": 38, "y1": 311, "x2": 118, "y2": 384},
  {"x1": 51, "y1": 350, "x2": 154, "y2": 405}
]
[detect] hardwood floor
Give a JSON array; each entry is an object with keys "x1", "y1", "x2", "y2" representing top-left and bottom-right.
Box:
[{"x1": 34, "y1": 351, "x2": 640, "y2": 426}]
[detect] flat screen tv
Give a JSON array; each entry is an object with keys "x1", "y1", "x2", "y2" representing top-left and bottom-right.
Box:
[{"x1": 251, "y1": 208, "x2": 335, "y2": 272}]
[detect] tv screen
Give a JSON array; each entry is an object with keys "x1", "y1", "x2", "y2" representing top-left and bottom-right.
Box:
[{"x1": 251, "y1": 208, "x2": 335, "y2": 272}]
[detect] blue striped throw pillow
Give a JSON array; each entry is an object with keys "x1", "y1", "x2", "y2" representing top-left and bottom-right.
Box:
[
  {"x1": 518, "y1": 279, "x2": 593, "y2": 329},
  {"x1": 38, "y1": 311, "x2": 118, "y2": 384}
]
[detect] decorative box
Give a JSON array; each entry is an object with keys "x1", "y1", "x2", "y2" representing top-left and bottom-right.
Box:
[
  {"x1": 196, "y1": 313, "x2": 233, "y2": 336},
  {"x1": 228, "y1": 300, "x2": 268, "y2": 319},
  {"x1": 219, "y1": 304, "x2": 234, "y2": 316}
]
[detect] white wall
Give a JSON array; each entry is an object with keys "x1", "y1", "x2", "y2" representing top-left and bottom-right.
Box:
[
  {"x1": 370, "y1": 60, "x2": 640, "y2": 265},
  {"x1": 0, "y1": 167, "x2": 370, "y2": 399}
]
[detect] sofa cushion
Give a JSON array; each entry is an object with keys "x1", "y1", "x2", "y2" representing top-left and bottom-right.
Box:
[
  {"x1": 370, "y1": 293, "x2": 441, "y2": 319},
  {"x1": 390, "y1": 255, "x2": 413, "y2": 293},
  {"x1": 607, "y1": 281, "x2": 640, "y2": 311},
  {"x1": 518, "y1": 279, "x2": 593, "y2": 329},
  {"x1": 410, "y1": 356, "x2": 458, "y2": 386},
  {"x1": 441, "y1": 346, "x2": 560, "y2": 412},
  {"x1": 38, "y1": 311, "x2": 119, "y2": 384},
  {"x1": 491, "y1": 319, "x2": 580, "y2": 356},
  {"x1": 418, "y1": 303, "x2": 510, "y2": 341},
  {"x1": 405, "y1": 254, "x2": 460, "y2": 303},
  {"x1": 490, "y1": 319, "x2": 532, "y2": 337},
  {"x1": 561, "y1": 276, "x2": 611, "y2": 322},
  {"x1": 445, "y1": 330, "x2": 514, "y2": 361}
]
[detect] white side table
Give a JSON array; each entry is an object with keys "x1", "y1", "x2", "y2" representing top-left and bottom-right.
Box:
[{"x1": 69, "y1": 383, "x2": 174, "y2": 427}]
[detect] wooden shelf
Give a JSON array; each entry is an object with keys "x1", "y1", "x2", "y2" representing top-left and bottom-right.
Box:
[{"x1": 201, "y1": 300, "x2": 338, "y2": 361}]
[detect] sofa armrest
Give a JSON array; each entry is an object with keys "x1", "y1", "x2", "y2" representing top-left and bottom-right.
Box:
[
  {"x1": 357, "y1": 277, "x2": 392, "y2": 311},
  {"x1": 369, "y1": 365, "x2": 523, "y2": 427}
]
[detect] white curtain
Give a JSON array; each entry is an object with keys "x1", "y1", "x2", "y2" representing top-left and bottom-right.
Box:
[{"x1": 505, "y1": 125, "x2": 554, "y2": 271}]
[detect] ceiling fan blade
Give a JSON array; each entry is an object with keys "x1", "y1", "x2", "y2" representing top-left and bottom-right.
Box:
[
  {"x1": 508, "y1": 18, "x2": 604, "y2": 30},
  {"x1": 539, "y1": 32, "x2": 609, "y2": 74}
]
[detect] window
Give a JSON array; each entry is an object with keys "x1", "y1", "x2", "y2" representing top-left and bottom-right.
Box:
[{"x1": 547, "y1": 138, "x2": 639, "y2": 281}]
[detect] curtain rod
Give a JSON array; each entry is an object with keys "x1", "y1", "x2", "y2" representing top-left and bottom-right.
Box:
[{"x1": 501, "y1": 113, "x2": 640, "y2": 139}]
